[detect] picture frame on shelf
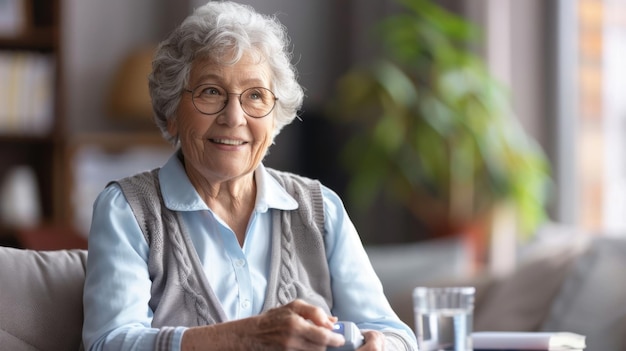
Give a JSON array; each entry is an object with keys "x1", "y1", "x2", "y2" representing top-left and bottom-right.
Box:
[{"x1": 0, "y1": 0, "x2": 29, "y2": 38}]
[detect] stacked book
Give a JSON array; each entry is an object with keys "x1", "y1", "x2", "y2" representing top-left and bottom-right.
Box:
[
  {"x1": 0, "y1": 51, "x2": 55, "y2": 135},
  {"x1": 473, "y1": 332, "x2": 586, "y2": 351}
]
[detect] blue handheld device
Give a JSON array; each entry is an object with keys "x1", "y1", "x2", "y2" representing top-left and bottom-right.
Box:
[{"x1": 327, "y1": 321, "x2": 364, "y2": 351}]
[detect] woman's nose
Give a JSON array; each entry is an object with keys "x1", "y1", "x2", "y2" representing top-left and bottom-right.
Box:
[{"x1": 218, "y1": 97, "x2": 247, "y2": 126}]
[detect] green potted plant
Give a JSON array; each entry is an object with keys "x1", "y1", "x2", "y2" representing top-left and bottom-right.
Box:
[{"x1": 332, "y1": 0, "x2": 551, "y2": 246}]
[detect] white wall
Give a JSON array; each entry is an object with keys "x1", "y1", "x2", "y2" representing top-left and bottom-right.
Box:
[{"x1": 62, "y1": 0, "x2": 186, "y2": 133}]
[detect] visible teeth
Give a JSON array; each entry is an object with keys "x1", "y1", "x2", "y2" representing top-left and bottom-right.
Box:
[{"x1": 213, "y1": 139, "x2": 245, "y2": 145}]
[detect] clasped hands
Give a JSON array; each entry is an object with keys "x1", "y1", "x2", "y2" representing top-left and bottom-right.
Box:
[{"x1": 181, "y1": 299, "x2": 385, "y2": 350}]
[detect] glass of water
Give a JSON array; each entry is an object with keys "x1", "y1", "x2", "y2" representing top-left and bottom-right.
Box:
[{"x1": 413, "y1": 286, "x2": 475, "y2": 351}]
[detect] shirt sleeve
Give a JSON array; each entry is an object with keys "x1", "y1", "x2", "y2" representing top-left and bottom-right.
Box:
[
  {"x1": 82, "y1": 184, "x2": 186, "y2": 351},
  {"x1": 321, "y1": 185, "x2": 417, "y2": 350}
]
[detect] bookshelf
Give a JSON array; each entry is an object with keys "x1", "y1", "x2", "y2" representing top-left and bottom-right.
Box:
[{"x1": 0, "y1": 0, "x2": 66, "y2": 247}]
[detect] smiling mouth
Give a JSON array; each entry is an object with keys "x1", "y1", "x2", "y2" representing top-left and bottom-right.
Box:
[{"x1": 210, "y1": 138, "x2": 246, "y2": 146}]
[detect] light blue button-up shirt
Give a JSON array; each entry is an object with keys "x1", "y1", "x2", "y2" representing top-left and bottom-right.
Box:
[{"x1": 83, "y1": 152, "x2": 416, "y2": 351}]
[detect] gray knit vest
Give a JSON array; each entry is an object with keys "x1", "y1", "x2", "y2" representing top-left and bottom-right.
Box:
[{"x1": 113, "y1": 167, "x2": 332, "y2": 347}]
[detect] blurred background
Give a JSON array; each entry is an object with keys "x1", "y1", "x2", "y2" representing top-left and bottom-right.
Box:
[{"x1": 0, "y1": 0, "x2": 624, "y2": 273}]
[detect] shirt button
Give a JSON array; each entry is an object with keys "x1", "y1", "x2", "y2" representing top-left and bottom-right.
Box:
[
  {"x1": 241, "y1": 299, "x2": 251, "y2": 309},
  {"x1": 234, "y1": 259, "x2": 245, "y2": 268}
]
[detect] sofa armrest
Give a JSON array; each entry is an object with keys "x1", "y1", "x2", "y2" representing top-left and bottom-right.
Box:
[{"x1": 0, "y1": 246, "x2": 87, "y2": 351}]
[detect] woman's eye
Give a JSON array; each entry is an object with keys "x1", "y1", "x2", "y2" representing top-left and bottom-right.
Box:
[
  {"x1": 196, "y1": 85, "x2": 223, "y2": 97},
  {"x1": 247, "y1": 89, "x2": 266, "y2": 100}
]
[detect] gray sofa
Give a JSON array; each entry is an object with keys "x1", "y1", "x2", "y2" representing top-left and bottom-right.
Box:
[
  {"x1": 0, "y1": 247, "x2": 86, "y2": 350},
  {"x1": 1, "y1": 232, "x2": 625, "y2": 350}
]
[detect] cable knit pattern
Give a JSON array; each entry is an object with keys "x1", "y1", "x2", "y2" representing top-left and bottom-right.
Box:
[
  {"x1": 262, "y1": 168, "x2": 332, "y2": 315},
  {"x1": 278, "y1": 211, "x2": 297, "y2": 304}
]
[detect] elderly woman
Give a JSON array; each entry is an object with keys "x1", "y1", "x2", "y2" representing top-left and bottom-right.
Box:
[{"x1": 82, "y1": 2, "x2": 416, "y2": 351}]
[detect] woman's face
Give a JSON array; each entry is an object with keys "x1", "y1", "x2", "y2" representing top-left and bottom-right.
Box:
[{"x1": 169, "y1": 53, "x2": 275, "y2": 184}]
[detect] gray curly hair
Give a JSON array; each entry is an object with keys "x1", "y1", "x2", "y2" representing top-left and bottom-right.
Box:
[{"x1": 148, "y1": 1, "x2": 304, "y2": 145}]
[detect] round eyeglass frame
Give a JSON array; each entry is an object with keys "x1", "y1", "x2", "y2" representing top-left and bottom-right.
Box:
[{"x1": 184, "y1": 84, "x2": 278, "y2": 118}]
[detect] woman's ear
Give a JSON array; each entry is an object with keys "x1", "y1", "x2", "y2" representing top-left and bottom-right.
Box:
[{"x1": 166, "y1": 117, "x2": 178, "y2": 138}]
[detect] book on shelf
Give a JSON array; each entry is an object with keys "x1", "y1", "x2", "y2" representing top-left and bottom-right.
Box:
[
  {"x1": 0, "y1": 51, "x2": 55, "y2": 135},
  {"x1": 472, "y1": 331, "x2": 586, "y2": 351}
]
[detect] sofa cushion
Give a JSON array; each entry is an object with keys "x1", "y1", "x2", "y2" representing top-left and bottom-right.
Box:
[
  {"x1": 541, "y1": 236, "x2": 626, "y2": 350},
  {"x1": 472, "y1": 235, "x2": 590, "y2": 332},
  {"x1": 0, "y1": 246, "x2": 87, "y2": 351}
]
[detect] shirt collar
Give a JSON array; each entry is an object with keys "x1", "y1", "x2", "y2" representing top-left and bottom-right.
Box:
[
  {"x1": 254, "y1": 163, "x2": 298, "y2": 212},
  {"x1": 158, "y1": 151, "x2": 298, "y2": 213}
]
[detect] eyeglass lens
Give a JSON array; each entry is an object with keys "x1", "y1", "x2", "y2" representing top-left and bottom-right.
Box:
[{"x1": 190, "y1": 84, "x2": 276, "y2": 118}]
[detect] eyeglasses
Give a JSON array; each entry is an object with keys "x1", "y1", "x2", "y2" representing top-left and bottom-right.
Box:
[{"x1": 184, "y1": 84, "x2": 278, "y2": 118}]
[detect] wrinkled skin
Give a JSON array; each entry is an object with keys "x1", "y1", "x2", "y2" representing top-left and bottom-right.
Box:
[{"x1": 180, "y1": 299, "x2": 386, "y2": 350}]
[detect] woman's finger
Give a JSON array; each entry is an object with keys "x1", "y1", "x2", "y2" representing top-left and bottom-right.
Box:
[{"x1": 286, "y1": 299, "x2": 336, "y2": 329}]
